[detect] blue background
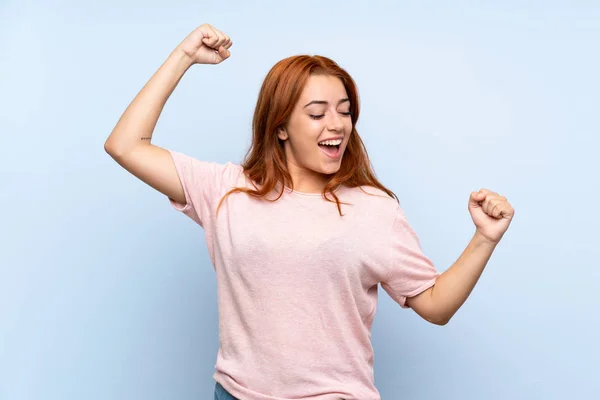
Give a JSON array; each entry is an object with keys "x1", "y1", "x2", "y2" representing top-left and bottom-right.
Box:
[{"x1": 1, "y1": 1, "x2": 598, "y2": 399}]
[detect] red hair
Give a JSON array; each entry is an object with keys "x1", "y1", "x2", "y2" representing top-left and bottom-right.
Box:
[{"x1": 217, "y1": 54, "x2": 398, "y2": 216}]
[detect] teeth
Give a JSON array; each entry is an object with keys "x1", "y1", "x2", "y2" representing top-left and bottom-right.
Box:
[{"x1": 319, "y1": 139, "x2": 342, "y2": 146}]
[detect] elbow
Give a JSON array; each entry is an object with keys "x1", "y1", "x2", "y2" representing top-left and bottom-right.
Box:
[
  {"x1": 104, "y1": 139, "x2": 130, "y2": 159},
  {"x1": 104, "y1": 138, "x2": 148, "y2": 159},
  {"x1": 405, "y1": 289, "x2": 454, "y2": 326},
  {"x1": 429, "y1": 313, "x2": 452, "y2": 326},
  {"x1": 427, "y1": 318, "x2": 449, "y2": 326},
  {"x1": 104, "y1": 139, "x2": 119, "y2": 156}
]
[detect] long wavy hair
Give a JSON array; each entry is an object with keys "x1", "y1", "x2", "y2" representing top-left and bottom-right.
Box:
[{"x1": 217, "y1": 54, "x2": 398, "y2": 217}]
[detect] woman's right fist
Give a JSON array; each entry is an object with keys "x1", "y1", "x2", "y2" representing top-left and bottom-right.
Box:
[{"x1": 176, "y1": 24, "x2": 232, "y2": 65}]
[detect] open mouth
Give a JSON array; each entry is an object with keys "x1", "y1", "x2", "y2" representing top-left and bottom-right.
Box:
[{"x1": 318, "y1": 139, "x2": 342, "y2": 159}]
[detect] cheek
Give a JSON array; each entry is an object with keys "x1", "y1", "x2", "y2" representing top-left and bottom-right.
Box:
[
  {"x1": 345, "y1": 117, "x2": 353, "y2": 129},
  {"x1": 344, "y1": 121, "x2": 353, "y2": 141},
  {"x1": 293, "y1": 122, "x2": 322, "y2": 148},
  {"x1": 286, "y1": 133, "x2": 317, "y2": 159},
  {"x1": 307, "y1": 118, "x2": 325, "y2": 131}
]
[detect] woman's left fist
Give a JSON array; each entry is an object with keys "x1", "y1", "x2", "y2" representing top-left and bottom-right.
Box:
[{"x1": 469, "y1": 188, "x2": 515, "y2": 244}]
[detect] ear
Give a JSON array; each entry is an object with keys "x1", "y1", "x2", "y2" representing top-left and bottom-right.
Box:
[{"x1": 277, "y1": 126, "x2": 288, "y2": 141}]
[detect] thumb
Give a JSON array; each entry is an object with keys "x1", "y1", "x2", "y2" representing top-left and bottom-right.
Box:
[
  {"x1": 216, "y1": 45, "x2": 231, "y2": 60},
  {"x1": 469, "y1": 191, "x2": 485, "y2": 207}
]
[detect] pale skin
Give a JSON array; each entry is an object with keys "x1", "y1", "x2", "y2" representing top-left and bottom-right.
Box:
[
  {"x1": 407, "y1": 189, "x2": 515, "y2": 325},
  {"x1": 277, "y1": 74, "x2": 353, "y2": 193},
  {"x1": 279, "y1": 63, "x2": 516, "y2": 326},
  {"x1": 104, "y1": 23, "x2": 515, "y2": 326},
  {"x1": 103, "y1": 24, "x2": 232, "y2": 206}
]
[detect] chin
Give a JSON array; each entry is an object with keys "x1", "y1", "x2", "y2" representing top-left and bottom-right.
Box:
[{"x1": 319, "y1": 161, "x2": 343, "y2": 175}]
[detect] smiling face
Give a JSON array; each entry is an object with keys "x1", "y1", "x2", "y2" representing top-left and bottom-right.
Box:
[{"x1": 277, "y1": 74, "x2": 353, "y2": 192}]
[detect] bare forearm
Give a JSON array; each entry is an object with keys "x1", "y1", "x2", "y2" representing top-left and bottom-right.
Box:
[
  {"x1": 104, "y1": 49, "x2": 194, "y2": 156},
  {"x1": 431, "y1": 231, "x2": 498, "y2": 322}
]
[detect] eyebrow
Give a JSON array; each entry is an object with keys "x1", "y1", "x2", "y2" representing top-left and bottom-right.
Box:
[{"x1": 303, "y1": 98, "x2": 350, "y2": 108}]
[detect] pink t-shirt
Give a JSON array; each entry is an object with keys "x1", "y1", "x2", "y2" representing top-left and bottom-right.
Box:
[{"x1": 167, "y1": 149, "x2": 440, "y2": 400}]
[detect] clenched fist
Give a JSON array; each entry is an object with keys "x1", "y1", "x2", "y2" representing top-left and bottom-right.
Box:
[{"x1": 175, "y1": 23, "x2": 232, "y2": 65}]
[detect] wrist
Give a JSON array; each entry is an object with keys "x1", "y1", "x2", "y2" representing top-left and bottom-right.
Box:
[
  {"x1": 473, "y1": 230, "x2": 500, "y2": 247},
  {"x1": 169, "y1": 47, "x2": 195, "y2": 70}
]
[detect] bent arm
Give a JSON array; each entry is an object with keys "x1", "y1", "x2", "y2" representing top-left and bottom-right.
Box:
[
  {"x1": 104, "y1": 49, "x2": 193, "y2": 155},
  {"x1": 406, "y1": 231, "x2": 498, "y2": 325},
  {"x1": 104, "y1": 49, "x2": 194, "y2": 205}
]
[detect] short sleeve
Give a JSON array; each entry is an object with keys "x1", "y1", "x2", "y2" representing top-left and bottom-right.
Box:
[
  {"x1": 166, "y1": 149, "x2": 243, "y2": 227},
  {"x1": 381, "y1": 205, "x2": 440, "y2": 309}
]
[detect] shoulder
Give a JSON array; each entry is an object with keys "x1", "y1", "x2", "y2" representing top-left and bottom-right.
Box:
[
  {"x1": 168, "y1": 149, "x2": 246, "y2": 192},
  {"x1": 222, "y1": 161, "x2": 245, "y2": 182}
]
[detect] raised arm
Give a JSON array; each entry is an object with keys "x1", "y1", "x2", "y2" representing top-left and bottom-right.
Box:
[{"x1": 104, "y1": 23, "x2": 232, "y2": 205}]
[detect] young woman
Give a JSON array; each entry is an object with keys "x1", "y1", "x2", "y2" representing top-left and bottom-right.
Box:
[{"x1": 105, "y1": 23, "x2": 514, "y2": 400}]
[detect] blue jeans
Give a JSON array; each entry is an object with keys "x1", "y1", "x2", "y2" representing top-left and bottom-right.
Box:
[{"x1": 214, "y1": 381, "x2": 239, "y2": 400}]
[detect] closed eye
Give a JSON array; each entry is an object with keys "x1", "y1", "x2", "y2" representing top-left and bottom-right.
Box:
[{"x1": 310, "y1": 112, "x2": 352, "y2": 120}]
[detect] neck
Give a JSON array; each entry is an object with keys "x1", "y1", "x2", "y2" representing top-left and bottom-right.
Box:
[{"x1": 285, "y1": 163, "x2": 329, "y2": 194}]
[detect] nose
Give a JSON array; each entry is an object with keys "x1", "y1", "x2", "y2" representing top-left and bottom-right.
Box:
[{"x1": 325, "y1": 111, "x2": 344, "y2": 132}]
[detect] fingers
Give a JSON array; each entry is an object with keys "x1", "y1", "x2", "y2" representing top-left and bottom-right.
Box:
[
  {"x1": 471, "y1": 190, "x2": 498, "y2": 213},
  {"x1": 482, "y1": 195, "x2": 510, "y2": 218},
  {"x1": 215, "y1": 31, "x2": 232, "y2": 53},
  {"x1": 471, "y1": 188, "x2": 514, "y2": 219},
  {"x1": 200, "y1": 25, "x2": 219, "y2": 48},
  {"x1": 483, "y1": 196, "x2": 498, "y2": 215},
  {"x1": 216, "y1": 45, "x2": 231, "y2": 61},
  {"x1": 221, "y1": 33, "x2": 233, "y2": 49},
  {"x1": 201, "y1": 24, "x2": 232, "y2": 51},
  {"x1": 488, "y1": 201, "x2": 502, "y2": 218}
]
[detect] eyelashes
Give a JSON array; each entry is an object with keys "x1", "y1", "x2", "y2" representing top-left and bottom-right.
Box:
[{"x1": 309, "y1": 112, "x2": 352, "y2": 120}]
